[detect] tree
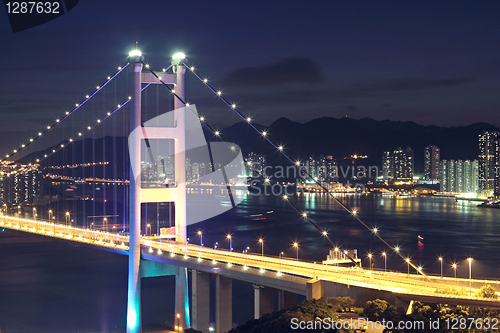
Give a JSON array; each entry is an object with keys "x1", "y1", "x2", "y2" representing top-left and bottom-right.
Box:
[
  {"x1": 475, "y1": 285, "x2": 498, "y2": 299},
  {"x1": 362, "y1": 299, "x2": 398, "y2": 322},
  {"x1": 228, "y1": 297, "x2": 338, "y2": 333},
  {"x1": 435, "y1": 285, "x2": 468, "y2": 296},
  {"x1": 327, "y1": 296, "x2": 354, "y2": 311},
  {"x1": 184, "y1": 329, "x2": 203, "y2": 333}
]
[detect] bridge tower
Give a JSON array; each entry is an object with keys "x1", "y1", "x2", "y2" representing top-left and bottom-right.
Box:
[{"x1": 127, "y1": 51, "x2": 189, "y2": 333}]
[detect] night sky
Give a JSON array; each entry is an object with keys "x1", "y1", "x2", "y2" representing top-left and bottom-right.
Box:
[{"x1": 1, "y1": 0, "x2": 500, "y2": 156}]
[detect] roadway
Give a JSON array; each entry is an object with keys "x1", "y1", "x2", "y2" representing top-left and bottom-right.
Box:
[{"x1": 2, "y1": 214, "x2": 500, "y2": 308}]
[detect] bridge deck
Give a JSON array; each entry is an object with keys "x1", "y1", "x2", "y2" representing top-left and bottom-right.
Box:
[{"x1": 2, "y1": 214, "x2": 500, "y2": 308}]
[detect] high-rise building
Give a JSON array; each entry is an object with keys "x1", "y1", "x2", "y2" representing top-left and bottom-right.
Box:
[
  {"x1": 382, "y1": 151, "x2": 394, "y2": 180},
  {"x1": 303, "y1": 155, "x2": 337, "y2": 182},
  {"x1": 478, "y1": 131, "x2": 499, "y2": 197},
  {"x1": 382, "y1": 147, "x2": 414, "y2": 182},
  {"x1": 455, "y1": 160, "x2": 465, "y2": 193},
  {"x1": 440, "y1": 159, "x2": 478, "y2": 194},
  {"x1": 447, "y1": 160, "x2": 456, "y2": 192},
  {"x1": 394, "y1": 147, "x2": 414, "y2": 181},
  {"x1": 464, "y1": 160, "x2": 479, "y2": 194},
  {"x1": 307, "y1": 155, "x2": 318, "y2": 179},
  {"x1": 245, "y1": 152, "x2": 266, "y2": 177},
  {"x1": 440, "y1": 160, "x2": 448, "y2": 191},
  {"x1": 424, "y1": 145, "x2": 440, "y2": 181},
  {"x1": 325, "y1": 155, "x2": 337, "y2": 180}
]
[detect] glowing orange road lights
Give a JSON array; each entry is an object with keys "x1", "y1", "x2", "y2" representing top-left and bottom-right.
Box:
[
  {"x1": 406, "y1": 258, "x2": 410, "y2": 275},
  {"x1": 197, "y1": 230, "x2": 203, "y2": 246},
  {"x1": 293, "y1": 242, "x2": 299, "y2": 261},
  {"x1": 259, "y1": 238, "x2": 264, "y2": 256},
  {"x1": 438, "y1": 257, "x2": 443, "y2": 278},
  {"x1": 227, "y1": 234, "x2": 233, "y2": 251},
  {"x1": 368, "y1": 253, "x2": 373, "y2": 270},
  {"x1": 452, "y1": 263, "x2": 457, "y2": 279},
  {"x1": 382, "y1": 252, "x2": 387, "y2": 272},
  {"x1": 468, "y1": 257, "x2": 473, "y2": 295}
]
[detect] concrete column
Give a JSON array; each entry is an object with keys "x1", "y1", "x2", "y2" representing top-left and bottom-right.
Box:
[
  {"x1": 192, "y1": 270, "x2": 210, "y2": 333},
  {"x1": 278, "y1": 290, "x2": 297, "y2": 310},
  {"x1": 127, "y1": 52, "x2": 143, "y2": 333},
  {"x1": 306, "y1": 278, "x2": 324, "y2": 300},
  {"x1": 175, "y1": 267, "x2": 189, "y2": 330},
  {"x1": 253, "y1": 285, "x2": 275, "y2": 319},
  {"x1": 215, "y1": 275, "x2": 232, "y2": 333}
]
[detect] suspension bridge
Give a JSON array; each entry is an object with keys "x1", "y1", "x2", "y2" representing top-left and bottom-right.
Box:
[{"x1": 1, "y1": 51, "x2": 500, "y2": 333}]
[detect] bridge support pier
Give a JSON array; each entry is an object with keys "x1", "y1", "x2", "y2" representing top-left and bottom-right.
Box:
[
  {"x1": 191, "y1": 270, "x2": 210, "y2": 332},
  {"x1": 253, "y1": 285, "x2": 276, "y2": 319},
  {"x1": 306, "y1": 278, "x2": 324, "y2": 300},
  {"x1": 175, "y1": 267, "x2": 189, "y2": 331},
  {"x1": 215, "y1": 275, "x2": 232, "y2": 333},
  {"x1": 279, "y1": 290, "x2": 297, "y2": 310}
]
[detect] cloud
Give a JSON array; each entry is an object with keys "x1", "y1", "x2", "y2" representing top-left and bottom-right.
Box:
[
  {"x1": 350, "y1": 77, "x2": 473, "y2": 93},
  {"x1": 221, "y1": 57, "x2": 325, "y2": 87}
]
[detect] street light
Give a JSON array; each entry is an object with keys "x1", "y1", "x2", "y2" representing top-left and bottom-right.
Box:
[
  {"x1": 293, "y1": 242, "x2": 299, "y2": 261},
  {"x1": 406, "y1": 258, "x2": 410, "y2": 275},
  {"x1": 382, "y1": 252, "x2": 387, "y2": 272},
  {"x1": 452, "y1": 263, "x2": 457, "y2": 279},
  {"x1": 103, "y1": 217, "x2": 108, "y2": 232},
  {"x1": 468, "y1": 257, "x2": 473, "y2": 295},
  {"x1": 32, "y1": 207, "x2": 36, "y2": 220},
  {"x1": 438, "y1": 257, "x2": 443, "y2": 278},
  {"x1": 147, "y1": 223, "x2": 151, "y2": 236},
  {"x1": 65, "y1": 212, "x2": 70, "y2": 225},
  {"x1": 197, "y1": 230, "x2": 203, "y2": 246},
  {"x1": 175, "y1": 313, "x2": 181, "y2": 332},
  {"x1": 368, "y1": 253, "x2": 372, "y2": 270},
  {"x1": 227, "y1": 234, "x2": 232, "y2": 251},
  {"x1": 259, "y1": 238, "x2": 264, "y2": 256}
]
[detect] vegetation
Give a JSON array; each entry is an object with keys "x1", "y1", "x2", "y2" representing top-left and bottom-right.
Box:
[
  {"x1": 184, "y1": 328, "x2": 203, "y2": 333},
  {"x1": 362, "y1": 298, "x2": 399, "y2": 322},
  {"x1": 401, "y1": 301, "x2": 500, "y2": 332},
  {"x1": 228, "y1": 297, "x2": 339, "y2": 333},
  {"x1": 475, "y1": 285, "x2": 498, "y2": 299},
  {"x1": 228, "y1": 295, "x2": 500, "y2": 333},
  {"x1": 435, "y1": 285, "x2": 468, "y2": 296}
]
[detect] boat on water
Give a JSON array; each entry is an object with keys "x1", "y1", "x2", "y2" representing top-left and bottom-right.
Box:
[
  {"x1": 250, "y1": 210, "x2": 274, "y2": 221},
  {"x1": 417, "y1": 235, "x2": 424, "y2": 242},
  {"x1": 478, "y1": 198, "x2": 500, "y2": 209}
]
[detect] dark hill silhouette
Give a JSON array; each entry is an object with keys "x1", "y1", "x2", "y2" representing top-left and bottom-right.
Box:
[{"x1": 19, "y1": 117, "x2": 499, "y2": 175}]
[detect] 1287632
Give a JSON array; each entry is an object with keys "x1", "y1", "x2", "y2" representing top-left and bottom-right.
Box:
[{"x1": 5, "y1": 2, "x2": 60, "y2": 14}]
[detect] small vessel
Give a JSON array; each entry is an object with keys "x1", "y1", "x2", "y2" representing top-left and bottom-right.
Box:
[{"x1": 417, "y1": 235, "x2": 424, "y2": 242}]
